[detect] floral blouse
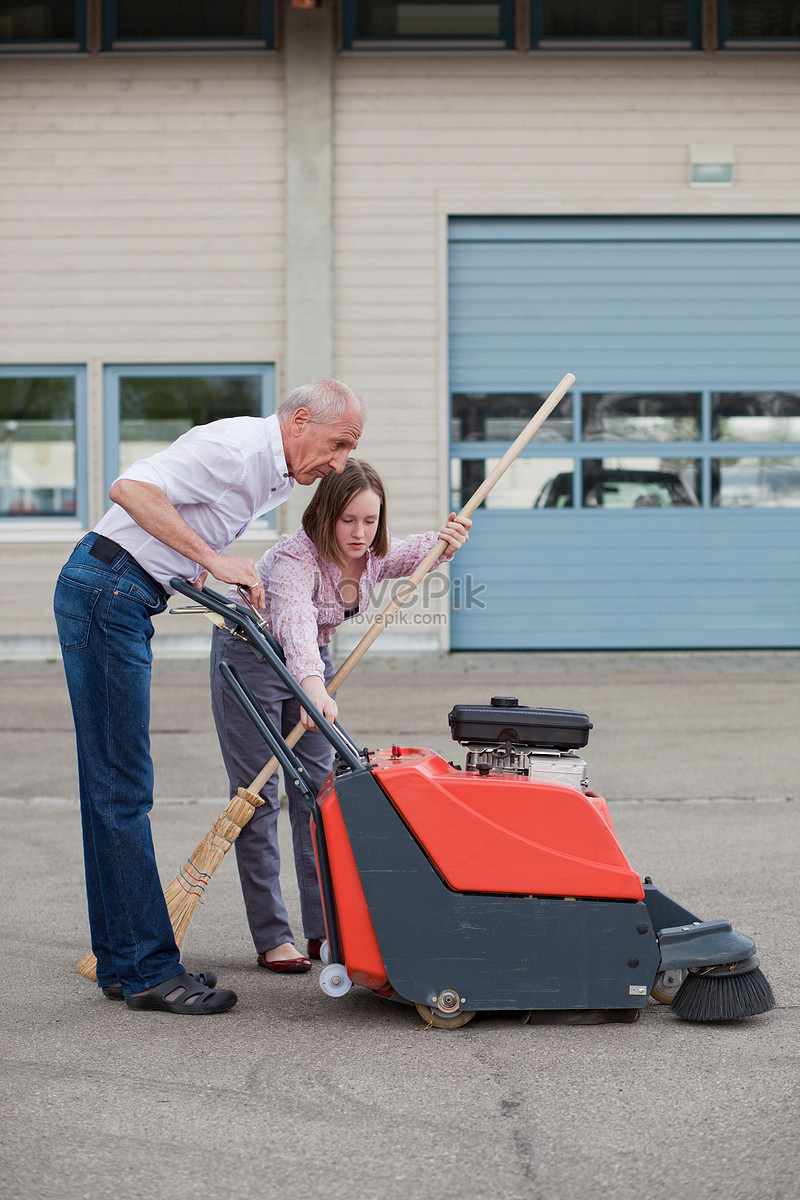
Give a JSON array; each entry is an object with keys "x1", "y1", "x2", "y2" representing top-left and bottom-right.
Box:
[{"x1": 232, "y1": 526, "x2": 451, "y2": 683}]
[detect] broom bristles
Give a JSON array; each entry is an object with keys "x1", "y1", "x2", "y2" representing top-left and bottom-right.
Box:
[
  {"x1": 75, "y1": 787, "x2": 264, "y2": 980},
  {"x1": 162, "y1": 830, "x2": 230, "y2": 947},
  {"x1": 77, "y1": 950, "x2": 98, "y2": 982},
  {"x1": 671, "y1": 966, "x2": 775, "y2": 1022}
]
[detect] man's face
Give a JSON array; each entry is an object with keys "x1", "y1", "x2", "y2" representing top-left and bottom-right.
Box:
[{"x1": 284, "y1": 404, "x2": 363, "y2": 485}]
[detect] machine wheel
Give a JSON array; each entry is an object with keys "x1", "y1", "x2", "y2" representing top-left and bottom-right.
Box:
[
  {"x1": 319, "y1": 964, "x2": 352, "y2": 997},
  {"x1": 415, "y1": 1003, "x2": 477, "y2": 1029},
  {"x1": 651, "y1": 969, "x2": 686, "y2": 1005},
  {"x1": 319, "y1": 939, "x2": 331, "y2": 965}
]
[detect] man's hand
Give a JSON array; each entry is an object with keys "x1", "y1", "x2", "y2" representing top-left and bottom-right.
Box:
[
  {"x1": 198, "y1": 554, "x2": 265, "y2": 609},
  {"x1": 300, "y1": 675, "x2": 338, "y2": 731}
]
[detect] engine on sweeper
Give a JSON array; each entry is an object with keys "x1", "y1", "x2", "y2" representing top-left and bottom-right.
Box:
[{"x1": 448, "y1": 695, "x2": 592, "y2": 792}]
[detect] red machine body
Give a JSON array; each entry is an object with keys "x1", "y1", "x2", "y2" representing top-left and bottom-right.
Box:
[{"x1": 315, "y1": 745, "x2": 643, "y2": 992}]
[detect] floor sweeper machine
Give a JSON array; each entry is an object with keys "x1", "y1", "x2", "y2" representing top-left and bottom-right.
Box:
[{"x1": 174, "y1": 580, "x2": 775, "y2": 1029}]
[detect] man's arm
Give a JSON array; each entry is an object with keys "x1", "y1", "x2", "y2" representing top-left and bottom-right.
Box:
[{"x1": 108, "y1": 479, "x2": 265, "y2": 606}]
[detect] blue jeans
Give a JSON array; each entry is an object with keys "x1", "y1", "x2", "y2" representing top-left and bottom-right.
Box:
[{"x1": 54, "y1": 534, "x2": 181, "y2": 994}]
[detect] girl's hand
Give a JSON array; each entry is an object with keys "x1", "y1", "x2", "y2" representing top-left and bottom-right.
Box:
[
  {"x1": 439, "y1": 513, "x2": 471, "y2": 552},
  {"x1": 300, "y1": 675, "x2": 339, "y2": 731}
]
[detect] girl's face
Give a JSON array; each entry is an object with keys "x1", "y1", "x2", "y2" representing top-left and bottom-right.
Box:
[{"x1": 335, "y1": 488, "x2": 382, "y2": 565}]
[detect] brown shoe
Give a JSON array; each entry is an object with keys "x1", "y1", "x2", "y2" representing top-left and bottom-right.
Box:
[{"x1": 306, "y1": 938, "x2": 324, "y2": 960}]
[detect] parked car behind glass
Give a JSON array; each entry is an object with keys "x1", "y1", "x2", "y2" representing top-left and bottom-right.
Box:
[{"x1": 534, "y1": 468, "x2": 700, "y2": 509}]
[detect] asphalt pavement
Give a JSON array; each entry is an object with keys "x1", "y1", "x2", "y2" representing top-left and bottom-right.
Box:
[{"x1": 2, "y1": 647, "x2": 799, "y2": 1200}]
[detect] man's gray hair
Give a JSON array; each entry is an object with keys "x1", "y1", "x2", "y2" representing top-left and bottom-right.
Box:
[{"x1": 278, "y1": 378, "x2": 363, "y2": 425}]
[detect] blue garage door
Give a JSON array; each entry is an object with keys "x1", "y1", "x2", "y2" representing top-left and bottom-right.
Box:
[{"x1": 449, "y1": 217, "x2": 800, "y2": 649}]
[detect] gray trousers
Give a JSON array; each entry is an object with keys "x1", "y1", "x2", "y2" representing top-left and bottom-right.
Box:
[{"x1": 209, "y1": 626, "x2": 333, "y2": 952}]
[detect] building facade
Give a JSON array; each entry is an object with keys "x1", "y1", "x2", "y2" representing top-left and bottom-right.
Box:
[{"x1": 2, "y1": 1, "x2": 799, "y2": 655}]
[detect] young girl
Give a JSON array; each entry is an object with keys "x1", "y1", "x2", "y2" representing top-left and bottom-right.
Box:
[{"x1": 209, "y1": 459, "x2": 470, "y2": 973}]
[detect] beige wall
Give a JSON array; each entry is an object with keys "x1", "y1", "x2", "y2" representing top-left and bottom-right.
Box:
[
  {"x1": 1, "y1": 53, "x2": 285, "y2": 364},
  {"x1": 0, "y1": 53, "x2": 285, "y2": 649},
  {"x1": 3, "y1": 47, "x2": 800, "y2": 653}
]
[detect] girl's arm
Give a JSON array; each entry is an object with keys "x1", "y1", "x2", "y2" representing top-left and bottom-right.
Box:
[
  {"x1": 377, "y1": 514, "x2": 471, "y2": 581},
  {"x1": 299, "y1": 674, "x2": 338, "y2": 731},
  {"x1": 265, "y1": 551, "x2": 339, "y2": 730}
]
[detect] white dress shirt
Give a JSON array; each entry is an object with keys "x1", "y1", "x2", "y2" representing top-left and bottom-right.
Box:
[{"x1": 94, "y1": 414, "x2": 293, "y2": 592}]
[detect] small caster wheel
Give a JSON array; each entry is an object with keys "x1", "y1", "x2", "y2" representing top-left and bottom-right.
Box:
[
  {"x1": 651, "y1": 969, "x2": 686, "y2": 1005},
  {"x1": 415, "y1": 1003, "x2": 476, "y2": 1029},
  {"x1": 320, "y1": 939, "x2": 331, "y2": 965},
  {"x1": 319, "y1": 963, "x2": 352, "y2": 997}
]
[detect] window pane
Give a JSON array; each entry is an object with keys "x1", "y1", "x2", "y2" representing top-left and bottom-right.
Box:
[
  {"x1": 583, "y1": 393, "x2": 701, "y2": 442},
  {"x1": 581, "y1": 458, "x2": 701, "y2": 507},
  {"x1": 726, "y1": 2, "x2": 800, "y2": 38},
  {"x1": 541, "y1": 0, "x2": 689, "y2": 38},
  {"x1": 452, "y1": 393, "x2": 572, "y2": 442},
  {"x1": 119, "y1": 374, "x2": 262, "y2": 474},
  {"x1": 712, "y1": 457, "x2": 800, "y2": 507},
  {"x1": 115, "y1": 0, "x2": 263, "y2": 39},
  {"x1": 452, "y1": 456, "x2": 574, "y2": 509},
  {"x1": 531, "y1": 462, "x2": 576, "y2": 507},
  {"x1": 711, "y1": 392, "x2": 800, "y2": 442},
  {"x1": 0, "y1": 376, "x2": 76, "y2": 517},
  {"x1": 357, "y1": 0, "x2": 502, "y2": 37},
  {"x1": 0, "y1": 1, "x2": 75, "y2": 41}
]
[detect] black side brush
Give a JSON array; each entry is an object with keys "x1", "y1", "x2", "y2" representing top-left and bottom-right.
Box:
[{"x1": 671, "y1": 955, "x2": 776, "y2": 1022}]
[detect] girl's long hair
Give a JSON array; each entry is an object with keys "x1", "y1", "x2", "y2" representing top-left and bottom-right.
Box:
[{"x1": 302, "y1": 459, "x2": 389, "y2": 570}]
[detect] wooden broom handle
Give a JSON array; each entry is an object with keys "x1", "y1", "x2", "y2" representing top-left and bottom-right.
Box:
[{"x1": 247, "y1": 372, "x2": 575, "y2": 794}]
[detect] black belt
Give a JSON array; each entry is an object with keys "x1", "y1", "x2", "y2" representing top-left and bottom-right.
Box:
[{"x1": 88, "y1": 534, "x2": 168, "y2": 600}]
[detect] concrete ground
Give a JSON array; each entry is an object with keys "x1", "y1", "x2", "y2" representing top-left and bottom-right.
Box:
[{"x1": 1, "y1": 648, "x2": 799, "y2": 1200}]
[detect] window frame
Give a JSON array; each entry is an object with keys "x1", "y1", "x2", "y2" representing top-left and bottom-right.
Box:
[
  {"x1": 7, "y1": 0, "x2": 797, "y2": 53},
  {"x1": 0, "y1": 364, "x2": 87, "y2": 528},
  {"x1": 341, "y1": 0, "x2": 516, "y2": 50},
  {"x1": 101, "y1": 0, "x2": 275, "y2": 51},
  {"x1": 103, "y1": 362, "x2": 276, "y2": 524},
  {"x1": 451, "y1": 388, "x2": 800, "y2": 509},
  {"x1": 717, "y1": 1, "x2": 800, "y2": 49},
  {"x1": 0, "y1": 0, "x2": 86, "y2": 53},
  {"x1": 530, "y1": 0, "x2": 702, "y2": 50}
]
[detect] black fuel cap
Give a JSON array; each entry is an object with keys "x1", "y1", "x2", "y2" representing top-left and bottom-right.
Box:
[{"x1": 490, "y1": 696, "x2": 519, "y2": 708}]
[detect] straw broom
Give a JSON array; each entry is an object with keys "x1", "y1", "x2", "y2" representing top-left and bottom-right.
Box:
[{"x1": 77, "y1": 372, "x2": 574, "y2": 981}]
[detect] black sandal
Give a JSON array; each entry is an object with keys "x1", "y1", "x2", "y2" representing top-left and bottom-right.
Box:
[
  {"x1": 102, "y1": 970, "x2": 217, "y2": 1002},
  {"x1": 124, "y1": 971, "x2": 237, "y2": 1014}
]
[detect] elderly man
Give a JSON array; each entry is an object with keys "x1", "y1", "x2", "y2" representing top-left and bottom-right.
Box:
[{"x1": 54, "y1": 379, "x2": 363, "y2": 1015}]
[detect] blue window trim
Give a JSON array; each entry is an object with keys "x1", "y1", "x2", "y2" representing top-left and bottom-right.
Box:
[
  {"x1": 341, "y1": 0, "x2": 515, "y2": 50},
  {"x1": 450, "y1": 215, "x2": 800, "y2": 243},
  {"x1": 717, "y1": 1, "x2": 800, "y2": 49},
  {"x1": 451, "y1": 388, "x2": 800, "y2": 508},
  {"x1": 102, "y1": 1, "x2": 275, "y2": 51},
  {"x1": 0, "y1": 364, "x2": 87, "y2": 526},
  {"x1": 530, "y1": 1, "x2": 701, "y2": 49},
  {"x1": 0, "y1": 0, "x2": 86, "y2": 52},
  {"x1": 103, "y1": 362, "x2": 276, "y2": 521}
]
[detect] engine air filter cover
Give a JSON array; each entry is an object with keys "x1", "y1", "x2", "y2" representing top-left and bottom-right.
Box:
[{"x1": 448, "y1": 697, "x2": 592, "y2": 751}]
